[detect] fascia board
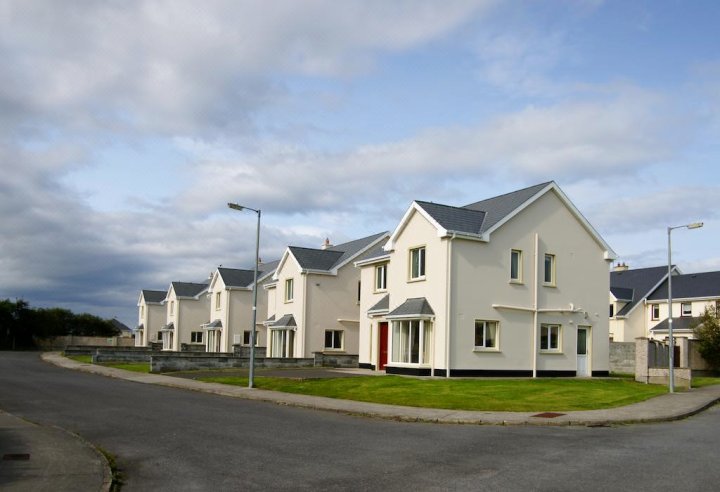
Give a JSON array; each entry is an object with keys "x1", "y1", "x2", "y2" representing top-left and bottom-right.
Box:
[
  {"x1": 209, "y1": 271, "x2": 221, "y2": 291},
  {"x1": 263, "y1": 281, "x2": 277, "y2": 291},
  {"x1": 385, "y1": 313, "x2": 435, "y2": 321},
  {"x1": 385, "y1": 203, "x2": 446, "y2": 251},
  {"x1": 301, "y1": 269, "x2": 336, "y2": 276},
  {"x1": 441, "y1": 231, "x2": 487, "y2": 242},
  {"x1": 273, "y1": 248, "x2": 302, "y2": 280},
  {"x1": 355, "y1": 254, "x2": 391, "y2": 268}
]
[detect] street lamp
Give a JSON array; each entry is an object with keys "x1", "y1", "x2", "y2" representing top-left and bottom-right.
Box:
[
  {"x1": 228, "y1": 202, "x2": 261, "y2": 389},
  {"x1": 667, "y1": 221, "x2": 703, "y2": 393}
]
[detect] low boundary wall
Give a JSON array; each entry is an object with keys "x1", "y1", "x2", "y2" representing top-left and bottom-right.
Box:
[{"x1": 151, "y1": 352, "x2": 359, "y2": 373}]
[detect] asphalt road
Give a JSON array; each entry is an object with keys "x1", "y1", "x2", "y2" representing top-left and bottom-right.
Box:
[{"x1": 1, "y1": 352, "x2": 718, "y2": 491}]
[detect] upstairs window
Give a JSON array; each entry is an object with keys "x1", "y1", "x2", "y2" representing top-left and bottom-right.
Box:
[
  {"x1": 609, "y1": 304, "x2": 615, "y2": 317},
  {"x1": 375, "y1": 264, "x2": 388, "y2": 291},
  {"x1": 170, "y1": 301, "x2": 175, "y2": 316},
  {"x1": 651, "y1": 304, "x2": 660, "y2": 320},
  {"x1": 215, "y1": 292, "x2": 221, "y2": 310},
  {"x1": 510, "y1": 250, "x2": 522, "y2": 282},
  {"x1": 409, "y1": 246, "x2": 426, "y2": 280},
  {"x1": 284, "y1": 278, "x2": 294, "y2": 302},
  {"x1": 681, "y1": 302, "x2": 692, "y2": 317},
  {"x1": 543, "y1": 254, "x2": 556, "y2": 285}
]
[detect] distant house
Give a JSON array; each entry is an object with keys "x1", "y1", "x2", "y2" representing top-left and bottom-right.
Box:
[
  {"x1": 264, "y1": 232, "x2": 389, "y2": 359},
  {"x1": 205, "y1": 262, "x2": 278, "y2": 352},
  {"x1": 356, "y1": 181, "x2": 616, "y2": 377},
  {"x1": 161, "y1": 281, "x2": 209, "y2": 351},
  {"x1": 646, "y1": 271, "x2": 720, "y2": 340},
  {"x1": 136, "y1": 289, "x2": 166, "y2": 347},
  {"x1": 609, "y1": 264, "x2": 677, "y2": 342},
  {"x1": 111, "y1": 318, "x2": 133, "y2": 338}
]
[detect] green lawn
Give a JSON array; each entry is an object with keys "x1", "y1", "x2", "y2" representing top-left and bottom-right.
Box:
[
  {"x1": 198, "y1": 375, "x2": 668, "y2": 412},
  {"x1": 692, "y1": 377, "x2": 720, "y2": 388},
  {"x1": 65, "y1": 354, "x2": 150, "y2": 373}
]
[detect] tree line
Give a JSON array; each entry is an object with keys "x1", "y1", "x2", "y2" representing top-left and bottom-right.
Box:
[{"x1": 0, "y1": 299, "x2": 121, "y2": 350}]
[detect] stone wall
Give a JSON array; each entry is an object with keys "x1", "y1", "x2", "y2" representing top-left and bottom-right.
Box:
[
  {"x1": 151, "y1": 354, "x2": 316, "y2": 373},
  {"x1": 313, "y1": 352, "x2": 359, "y2": 368},
  {"x1": 36, "y1": 335, "x2": 135, "y2": 350},
  {"x1": 92, "y1": 348, "x2": 156, "y2": 363},
  {"x1": 232, "y1": 345, "x2": 267, "y2": 358},
  {"x1": 609, "y1": 342, "x2": 635, "y2": 374}
]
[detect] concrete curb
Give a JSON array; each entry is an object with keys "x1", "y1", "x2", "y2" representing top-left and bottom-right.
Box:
[
  {"x1": 43, "y1": 352, "x2": 720, "y2": 427},
  {"x1": 0, "y1": 409, "x2": 113, "y2": 492}
]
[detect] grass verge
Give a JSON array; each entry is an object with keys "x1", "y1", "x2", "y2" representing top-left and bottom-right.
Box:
[
  {"x1": 692, "y1": 377, "x2": 720, "y2": 388},
  {"x1": 198, "y1": 375, "x2": 667, "y2": 412},
  {"x1": 65, "y1": 354, "x2": 150, "y2": 373}
]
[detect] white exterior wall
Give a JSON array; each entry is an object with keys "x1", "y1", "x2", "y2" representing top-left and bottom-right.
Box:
[
  {"x1": 166, "y1": 287, "x2": 210, "y2": 351},
  {"x1": 357, "y1": 261, "x2": 388, "y2": 368},
  {"x1": 304, "y1": 265, "x2": 362, "y2": 357},
  {"x1": 138, "y1": 297, "x2": 164, "y2": 347},
  {"x1": 271, "y1": 259, "x2": 305, "y2": 357},
  {"x1": 647, "y1": 298, "x2": 720, "y2": 340},
  {"x1": 384, "y1": 210, "x2": 449, "y2": 371}
]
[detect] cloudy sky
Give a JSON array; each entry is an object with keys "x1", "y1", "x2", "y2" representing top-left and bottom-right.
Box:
[{"x1": 1, "y1": 0, "x2": 718, "y2": 328}]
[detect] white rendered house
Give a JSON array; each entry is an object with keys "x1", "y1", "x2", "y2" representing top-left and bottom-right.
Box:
[
  {"x1": 264, "y1": 232, "x2": 389, "y2": 359},
  {"x1": 357, "y1": 181, "x2": 616, "y2": 377},
  {"x1": 136, "y1": 289, "x2": 166, "y2": 347},
  {"x1": 204, "y1": 262, "x2": 278, "y2": 352},
  {"x1": 160, "y1": 281, "x2": 209, "y2": 351}
]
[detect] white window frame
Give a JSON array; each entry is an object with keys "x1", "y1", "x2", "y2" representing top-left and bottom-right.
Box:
[
  {"x1": 609, "y1": 304, "x2": 615, "y2": 318},
  {"x1": 474, "y1": 320, "x2": 499, "y2": 351},
  {"x1": 242, "y1": 330, "x2": 259, "y2": 346},
  {"x1": 543, "y1": 254, "x2": 556, "y2": 286},
  {"x1": 681, "y1": 302, "x2": 692, "y2": 317},
  {"x1": 510, "y1": 249, "x2": 523, "y2": 283},
  {"x1": 284, "y1": 278, "x2": 294, "y2": 303},
  {"x1": 190, "y1": 331, "x2": 204, "y2": 344},
  {"x1": 169, "y1": 300, "x2": 175, "y2": 316},
  {"x1": 540, "y1": 324, "x2": 561, "y2": 352},
  {"x1": 375, "y1": 264, "x2": 387, "y2": 292},
  {"x1": 409, "y1": 246, "x2": 426, "y2": 281},
  {"x1": 215, "y1": 291, "x2": 221, "y2": 310},
  {"x1": 389, "y1": 319, "x2": 432, "y2": 365},
  {"x1": 651, "y1": 304, "x2": 660, "y2": 320},
  {"x1": 324, "y1": 330, "x2": 344, "y2": 351}
]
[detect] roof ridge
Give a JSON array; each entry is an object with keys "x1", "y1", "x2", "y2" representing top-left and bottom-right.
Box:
[{"x1": 462, "y1": 181, "x2": 553, "y2": 209}]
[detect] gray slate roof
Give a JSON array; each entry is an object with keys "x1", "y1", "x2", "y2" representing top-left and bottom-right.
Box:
[
  {"x1": 171, "y1": 282, "x2": 209, "y2": 298},
  {"x1": 217, "y1": 268, "x2": 256, "y2": 288},
  {"x1": 289, "y1": 231, "x2": 387, "y2": 272},
  {"x1": 414, "y1": 201, "x2": 486, "y2": 236},
  {"x1": 463, "y1": 181, "x2": 552, "y2": 233},
  {"x1": 271, "y1": 314, "x2": 296, "y2": 328},
  {"x1": 356, "y1": 243, "x2": 390, "y2": 264},
  {"x1": 610, "y1": 266, "x2": 669, "y2": 317},
  {"x1": 142, "y1": 290, "x2": 166, "y2": 303},
  {"x1": 650, "y1": 317, "x2": 700, "y2": 332},
  {"x1": 205, "y1": 319, "x2": 222, "y2": 329},
  {"x1": 610, "y1": 287, "x2": 634, "y2": 302},
  {"x1": 647, "y1": 271, "x2": 720, "y2": 300},
  {"x1": 387, "y1": 297, "x2": 435, "y2": 318},
  {"x1": 161, "y1": 322, "x2": 174, "y2": 331},
  {"x1": 368, "y1": 294, "x2": 390, "y2": 313}
]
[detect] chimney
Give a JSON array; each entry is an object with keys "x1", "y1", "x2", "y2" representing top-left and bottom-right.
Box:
[
  {"x1": 613, "y1": 262, "x2": 629, "y2": 272},
  {"x1": 321, "y1": 238, "x2": 332, "y2": 250}
]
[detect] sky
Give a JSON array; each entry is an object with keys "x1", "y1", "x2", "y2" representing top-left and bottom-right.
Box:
[{"x1": 1, "y1": 0, "x2": 719, "y2": 329}]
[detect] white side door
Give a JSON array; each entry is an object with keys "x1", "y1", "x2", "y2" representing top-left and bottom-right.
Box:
[{"x1": 577, "y1": 327, "x2": 590, "y2": 377}]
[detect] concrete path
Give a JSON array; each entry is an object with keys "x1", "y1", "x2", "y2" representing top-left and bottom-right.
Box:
[
  {"x1": 43, "y1": 352, "x2": 720, "y2": 426},
  {"x1": 0, "y1": 409, "x2": 111, "y2": 492}
]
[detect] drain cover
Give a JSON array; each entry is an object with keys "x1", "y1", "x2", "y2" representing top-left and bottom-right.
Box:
[
  {"x1": 531, "y1": 412, "x2": 565, "y2": 418},
  {"x1": 3, "y1": 453, "x2": 30, "y2": 461}
]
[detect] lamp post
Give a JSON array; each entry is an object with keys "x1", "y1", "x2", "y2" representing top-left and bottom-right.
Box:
[
  {"x1": 228, "y1": 202, "x2": 261, "y2": 389},
  {"x1": 667, "y1": 221, "x2": 703, "y2": 393}
]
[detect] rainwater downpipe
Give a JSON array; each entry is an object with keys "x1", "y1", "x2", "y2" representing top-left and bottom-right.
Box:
[
  {"x1": 445, "y1": 234, "x2": 455, "y2": 378},
  {"x1": 533, "y1": 232, "x2": 539, "y2": 378}
]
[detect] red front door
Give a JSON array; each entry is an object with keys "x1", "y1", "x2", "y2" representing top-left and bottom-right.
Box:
[{"x1": 379, "y1": 322, "x2": 388, "y2": 370}]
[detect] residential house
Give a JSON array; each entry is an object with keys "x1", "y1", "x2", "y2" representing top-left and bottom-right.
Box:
[
  {"x1": 135, "y1": 289, "x2": 166, "y2": 347},
  {"x1": 264, "y1": 232, "x2": 389, "y2": 359},
  {"x1": 608, "y1": 264, "x2": 677, "y2": 342},
  {"x1": 160, "y1": 281, "x2": 209, "y2": 351},
  {"x1": 646, "y1": 271, "x2": 720, "y2": 340},
  {"x1": 204, "y1": 262, "x2": 279, "y2": 352},
  {"x1": 356, "y1": 181, "x2": 616, "y2": 377}
]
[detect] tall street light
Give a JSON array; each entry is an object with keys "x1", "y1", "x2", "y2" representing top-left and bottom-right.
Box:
[
  {"x1": 667, "y1": 221, "x2": 703, "y2": 393},
  {"x1": 228, "y1": 202, "x2": 261, "y2": 389}
]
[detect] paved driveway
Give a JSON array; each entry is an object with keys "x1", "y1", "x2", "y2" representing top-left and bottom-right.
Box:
[{"x1": 2, "y1": 351, "x2": 720, "y2": 491}]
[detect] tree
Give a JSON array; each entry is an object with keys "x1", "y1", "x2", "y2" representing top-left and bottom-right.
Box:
[{"x1": 693, "y1": 305, "x2": 720, "y2": 372}]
